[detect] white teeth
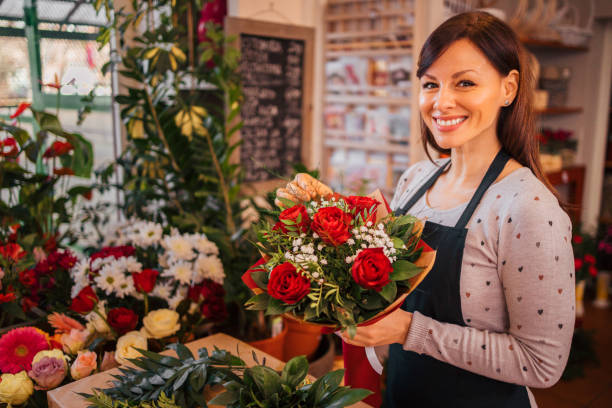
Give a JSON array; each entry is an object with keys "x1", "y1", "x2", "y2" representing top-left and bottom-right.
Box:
[{"x1": 436, "y1": 117, "x2": 466, "y2": 127}]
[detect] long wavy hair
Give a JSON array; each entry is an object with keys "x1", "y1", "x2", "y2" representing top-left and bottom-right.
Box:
[{"x1": 417, "y1": 11, "x2": 564, "y2": 207}]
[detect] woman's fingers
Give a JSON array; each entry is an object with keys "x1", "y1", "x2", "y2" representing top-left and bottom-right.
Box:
[
  {"x1": 274, "y1": 188, "x2": 299, "y2": 207},
  {"x1": 286, "y1": 181, "x2": 311, "y2": 202},
  {"x1": 294, "y1": 173, "x2": 333, "y2": 199}
]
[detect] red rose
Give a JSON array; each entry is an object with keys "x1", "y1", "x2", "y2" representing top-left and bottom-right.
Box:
[
  {"x1": 345, "y1": 196, "x2": 380, "y2": 222},
  {"x1": 584, "y1": 254, "x2": 596, "y2": 265},
  {"x1": 107, "y1": 307, "x2": 138, "y2": 335},
  {"x1": 311, "y1": 207, "x2": 353, "y2": 246},
  {"x1": 574, "y1": 258, "x2": 583, "y2": 271},
  {"x1": 351, "y1": 248, "x2": 392, "y2": 292},
  {"x1": 589, "y1": 265, "x2": 598, "y2": 277},
  {"x1": 277, "y1": 205, "x2": 311, "y2": 234},
  {"x1": 132, "y1": 269, "x2": 159, "y2": 293},
  {"x1": 43, "y1": 141, "x2": 73, "y2": 158},
  {"x1": 19, "y1": 269, "x2": 38, "y2": 288},
  {"x1": 268, "y1": 262, "x2": 311, "y2": 304},
  {"x1": 572, "y1": 235, "x2": 583, "y2": 244},
  {"x1": 70, "y1": 286, "x2": 98, "y2": 314},
  {"x1": 200, "y1": 297, "x2": 228, "y2": 322},
  {"x1": 188, "y1": 279, "x2": 225, "y2": 302}
]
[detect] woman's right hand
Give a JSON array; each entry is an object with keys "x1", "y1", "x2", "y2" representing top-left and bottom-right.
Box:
[{"x1": 275, "y1": 173, "x2": 333, "y2": 207}]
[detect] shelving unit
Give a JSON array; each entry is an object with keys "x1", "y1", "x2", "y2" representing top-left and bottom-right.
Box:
[
  {"x1": 322, "y1": 0, "x2": 416, "y2": 196},
  {"x1": 536, "y1": 107, "x2": 583, "y2": 115}
]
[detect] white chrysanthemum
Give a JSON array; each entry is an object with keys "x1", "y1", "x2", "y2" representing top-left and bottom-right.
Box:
[
  {"x1": 124, "y1": 256, "x2": 143, "y2": 273},
  {"x1": 167, "y1": 294, "x2": 184, "y2": 310},
  {"x1": 135, "y1": 221, "x2": 163, "y2": 247},
  {"x1": 163, "y1": 235, "x2": 196, "y2": 261},
  {"x1": 94, "y1": 265, "x2": 127, "y2": 296},
  {"x1": 114, "y1": 277, "x2": 135, "y2": 298},
  {"x1": 195, "y1": 255, "x2": 225, "y2": 285},
  {"x1": 152, "y1": 281, "x2": 173, "y2": 300},
  {"x1": 192, "y1": 235, "x2": 219, "y2": 256},
  {"x1": 163, "y1": 261, "x2": 194, "y2": 285}
]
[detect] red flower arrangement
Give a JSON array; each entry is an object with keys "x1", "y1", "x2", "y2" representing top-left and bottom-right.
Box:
[
  {"x1": 107, "y1": 307, "x2": 139, "y2": 335},
  {"x1": 43, "y1": 141, "x2": 74, "y2": 158},
  {"x1": 572, "y1": 228, "x2": 598, "y2": 281}
]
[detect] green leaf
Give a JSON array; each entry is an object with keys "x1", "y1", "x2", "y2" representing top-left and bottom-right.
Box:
[
  {"x1": 277, "y1": 197, "x2": 297, "y2": 208},
  {"x1": 245, "y1": 293, "x2": 269, "y2": 310},
  {"x1": 250, "y1": 270, "x2": 268, "y2": 290},
  {"x1": 379, "y1": 280, "x2": 397, "y2": 302},
  {"x1": 265, "y1": 297, "x2": 287, "y2": 315},
  {"x1": 321, "y1": 387, "x2": 373, "y2": 408},
  {"x1": 168, "y1": 343, "x2": 194, "y2": 361},
  {"x1": 281, "y1": 356, "x2": 309, "y2": 388},
  {"x1": 390, "y1": 260, "x2": 422, "y2": 281}
]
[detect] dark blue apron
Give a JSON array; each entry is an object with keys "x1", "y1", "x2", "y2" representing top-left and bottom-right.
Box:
[{"x1": 385, "y1": 149, "x2": 531, "y2": 407}]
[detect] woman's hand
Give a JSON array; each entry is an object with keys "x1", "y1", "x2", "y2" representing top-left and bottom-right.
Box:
[
  {"x1": 340, "y1": 308, "x2": 413, "y2": 347},
  {"x1": 274, "y1": 173, "x2": 333, "y2": 207}
]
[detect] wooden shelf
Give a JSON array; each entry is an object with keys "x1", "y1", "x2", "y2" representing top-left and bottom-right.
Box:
[
  {"x1": 327, "y1": 29, "x2": 411, "y2": 41},
  {"x1": 326, "y1": 40, "x2": 412, "y2": 51},
  {"x1": 521, "y1": 37, "x2": 589, "y2": 52},
  {"x1": 600, "y1": 216, "x2": 612, "y2": 224},
  {"x1": 325, "y1": 139, "x2": 410, "y2": 154},
  {"x1": 605, "y1": 161, "x2": 612, "y2": 169},
  {"x1": 325, "y1": 129, "x2": 409, "y2": 141},
  {"x1": 326, "y1": 7, "x2": 413, "y2": 21},
  {"x1": 328, "y1": 0, "x2": 382, "y2": 5},
  {"x1": 326, "y1": 84, "x2": 411, "y2": 93},
  {"x1": 536, "y1": 107, "x2": 583, "y2": 115},
  {"x1": 326, "y1": 48, "x2": 412, "y2": 57},
  {"x1": 326, "y1": 94, "x2": 411, "y2": 105}
]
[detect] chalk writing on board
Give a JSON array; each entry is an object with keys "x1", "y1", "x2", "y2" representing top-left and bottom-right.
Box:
[{"x1": 239, "y1": 33, "x2": 304, "y2": 182}]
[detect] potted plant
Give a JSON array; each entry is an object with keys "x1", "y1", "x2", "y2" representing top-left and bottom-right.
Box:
[{"x1": 571, "y1": 227, "x2": 598, "y2": 320}]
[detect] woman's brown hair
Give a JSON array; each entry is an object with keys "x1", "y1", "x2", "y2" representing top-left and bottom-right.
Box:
[{"x1": 416, "y1": 11, "x2": 565, "y2": 208}]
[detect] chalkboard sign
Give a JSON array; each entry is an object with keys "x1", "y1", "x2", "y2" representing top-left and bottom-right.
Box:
[{"x1": 225, "y1": 18, "x2": 314, "y2": 189}]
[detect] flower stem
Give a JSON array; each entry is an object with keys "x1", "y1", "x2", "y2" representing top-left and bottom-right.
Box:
[{"x1": 143, "y1": 293, "x2": 149, "y2": 315}]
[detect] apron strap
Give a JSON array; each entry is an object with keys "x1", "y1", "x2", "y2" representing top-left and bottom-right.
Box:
[
  {"x1": 454, "y1": 149, "x2": 511, "y2": 229},
  {"x1": 396, "y1": 159, "x2": 451, "y2": 216}
]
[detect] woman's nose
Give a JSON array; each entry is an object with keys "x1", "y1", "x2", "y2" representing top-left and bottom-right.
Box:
[{"x1": 433, "y1": 86, "x2": 456, "y2": 110}]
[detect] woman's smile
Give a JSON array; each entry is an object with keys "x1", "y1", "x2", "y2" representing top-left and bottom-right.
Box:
[{"x1": 432, "y1": 115, "x2": 469, "y2": 131}]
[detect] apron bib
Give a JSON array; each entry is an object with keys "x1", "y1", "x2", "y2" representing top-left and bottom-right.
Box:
[{"x1": 385, "y1": 150, "x2": 530, "y2": 408}]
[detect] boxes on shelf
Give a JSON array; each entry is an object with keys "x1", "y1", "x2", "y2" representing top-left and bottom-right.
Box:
[{"x1": 539, "y1": 66, "x2": 571, "y2": 107}]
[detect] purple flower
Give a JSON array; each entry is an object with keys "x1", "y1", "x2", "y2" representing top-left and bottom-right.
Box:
[{"x1": 28, "y1": 357, "x2": 67, "y2": 389}]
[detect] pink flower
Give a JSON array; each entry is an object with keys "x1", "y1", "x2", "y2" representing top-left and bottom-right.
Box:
[
  {"x1": 28, "y1": 356, "x2": 67, "y2": 389},
  {"x1": 0, "y1": 327, "x2": 49, "y2": 373},
  {"x1": 99, "y1": 351, "x2": 118, "y2": 372},
  {"x1": 70, "y1": 351, "x2": 97, "y2": 380},
  {"x1": 60, "y1": 328, "x2": 89, "y2": 354}
]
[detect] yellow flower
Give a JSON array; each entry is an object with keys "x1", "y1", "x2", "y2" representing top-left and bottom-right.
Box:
[
  {"x1": 0, "y1": 371, "x2": 34, "y2": 406},
  {"x1": 141, "y1": 309, "x2": 180, "y2": 339},
  {"x1": 115, "y1": 331, "x2": 148, "y2": 366},
  {"x1": 33, "y1": 349, "x2": 67, "y2": 369}
]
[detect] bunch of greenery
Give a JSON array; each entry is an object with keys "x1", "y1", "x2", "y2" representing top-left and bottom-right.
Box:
[
  {"x1": 91, "y1": 0, "x2": 271, "y2": 337},
  {"x1": 83, "y1": 343, "x2": 370, "y2": 408}
]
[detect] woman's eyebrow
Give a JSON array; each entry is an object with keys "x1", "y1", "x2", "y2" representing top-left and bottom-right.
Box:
[{"x1": 422, "y1": 69, "x2": 477, "y2": 80}]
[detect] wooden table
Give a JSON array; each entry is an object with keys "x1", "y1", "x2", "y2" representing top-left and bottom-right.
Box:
[{"x1": 47, "y1": 333, "x2": 371, "y2": 408}]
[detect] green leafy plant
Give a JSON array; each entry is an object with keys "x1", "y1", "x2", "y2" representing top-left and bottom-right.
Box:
[{"x1": 82, "y1": 343, "x2": 371, "y2": 408}]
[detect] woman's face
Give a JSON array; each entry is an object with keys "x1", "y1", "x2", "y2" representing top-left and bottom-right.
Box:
[{"x1": 419, "y1": 38, "x2": 517, "y2": 151}]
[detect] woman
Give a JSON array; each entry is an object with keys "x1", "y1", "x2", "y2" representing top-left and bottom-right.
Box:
[{"x1": 277, "y1": 11, "x2": 574, "y2": 407}]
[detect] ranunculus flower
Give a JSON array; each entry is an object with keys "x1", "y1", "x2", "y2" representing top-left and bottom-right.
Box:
[
  {"x1": 311, "y1": 206, "x2": 353, "y2": 246},
  {"x1": 132, "y1": 269, "x2": 159, "y2": 293},
  {"x1": 28, "y1": 356, "x2": 67, "y2": 389},
  {"x1": 200, "y1": 297, "x2": 228, "y2": 322},
  {"x1": 141, "y1": 309, "x2": 180, "y2": 339},
  {"x1": 351, "y1": 247, "x2": 393, "y2": 292},
  {"x1": 18, "y1": 269, "x2": 37, "y2": 288},
  {"x1": 0, "y1": 371, "x2": 34, "y2": 405},
  {"x1": 99, "y1": 351, "x2": 118, "y2": 371},
  {"x1": 277, "y1": 205, "x2": 311, "y2": 234},
  {"x1": 0, "y1": 137, "x2": 18, "y2": 157},
  {"x1": 70, "y1": 286, "x2": 98, "y2": 314},
  {"x1": 589, "y1": 265, "x2": 598, "y2": 277},
  {"x1": 43, "y1": 141, "x2": 73, "y2": 158},
  {"x1": 107, "y1": 307, "x2": 138, "y2": 335},
  {"x1": 584, "y1": 254, "x2": 596, "y2": 264},
  {"x1": 70, "y1": 351, "x2": 97, "y2": 380},
  {"x1": 33, "y1": 349, "x2": 67, "y2": 367},
  {"x1": 574, "y1": 258, "x2": 584, "y2": 271},
  {"x1": 572, "y1": 235, "x2": 583, "y2": 244},
  {"x1": 115, "y1": 331, "x2": 148, "y2": 365},
  {"x1": 61, "y1": 328, "x2": 89, "y2": 354},
  {"x1": 267, "y1": 262, "x2": 311, "y2": 304},
  {"x1": 345, "y1": 196, "x2": 380, "y2": 222},
  {"x1": 0, "y1": 243, "x2": 26, "y2": 261}
]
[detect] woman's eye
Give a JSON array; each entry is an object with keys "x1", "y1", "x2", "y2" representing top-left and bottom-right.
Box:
[
  {"x1": 458, "y1": 80, "x2": 475, "y2": 87},
  {"x1": 422, "y1": 82, "x2": 437, "y2": 89}
]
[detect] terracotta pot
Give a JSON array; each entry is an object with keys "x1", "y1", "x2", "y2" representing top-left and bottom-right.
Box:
[
  {"x1": 307, "y1": 335, "x2": 335, "y2": 378},
  {"x1": 248, "y1": 322, "x2": 288, "y2": 361},
  {"x1": 283, "y1": 316, "x2": 322, "y2": 361}
]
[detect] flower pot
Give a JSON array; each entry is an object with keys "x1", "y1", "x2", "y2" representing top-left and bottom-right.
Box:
[
  {"x1": 282, "y1": 316, "x2": 322, "y2": 361},
  {"x1": 593, "y1": 271, "x2": 610, "y2": 308},
  {"x1": 307, "y1": 335, "x2": 335, "y2": 378},
  {"x1": 247, "y1": 322, "x2": 288, "y2": 361},
  {"x1": 576, "y1": 279, "x2": 586, "y2": 319}
]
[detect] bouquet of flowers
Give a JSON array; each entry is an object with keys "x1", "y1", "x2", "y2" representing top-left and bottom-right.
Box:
[
  {"x1": 572, "y1": 227, "x2": 598, "y2": 282},
  {"x1": 242, "y1": 190, "x2": 435, "y2": 337}
]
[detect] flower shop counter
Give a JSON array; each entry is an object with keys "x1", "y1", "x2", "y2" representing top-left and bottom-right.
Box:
[{"x1": 47, "y1": 332, "x2": 372, "y2": 408}]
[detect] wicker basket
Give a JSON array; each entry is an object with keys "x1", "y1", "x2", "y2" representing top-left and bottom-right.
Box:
[{"x1": 554, "y1": 0, "x2": 593, "y2": 47}]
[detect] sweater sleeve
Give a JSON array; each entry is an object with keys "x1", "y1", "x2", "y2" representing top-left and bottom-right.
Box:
[{"x1": 402, "y1": 194, "x2": 575, "y2": 388}]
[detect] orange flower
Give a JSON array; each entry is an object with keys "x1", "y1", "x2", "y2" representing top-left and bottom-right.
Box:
[
  {"x1": 9, "y1": 102, "x2": 31, "y2": 119},
  {"x1": 0, "y1": 243, "x2": 25, "y2": 261},
  {"x1": 53, "y1": 167, "x2": 75, "y2": 176},
  {"x1": 48, "y1": 312, "x2": 85, "y2": 335},
  {"x1": 41, "y1": 73, "x2": 62, "y2": 90}
]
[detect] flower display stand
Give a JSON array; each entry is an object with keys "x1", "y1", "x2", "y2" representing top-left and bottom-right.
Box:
[{"x1": 47, "y1": 332, "x2": 371, "y2": 408}]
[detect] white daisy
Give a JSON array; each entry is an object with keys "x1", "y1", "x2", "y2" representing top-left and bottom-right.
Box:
[
  {"x1": 94, "y1": 265, "x2": 127, "y2": 296},
  {"x1": 194, "y1": 255, "x2": 225, "y2": 284},
  {"x1": 163, "y1": 235, "x2": 196, "y2": 261},
  {"x1": 163, "y1": 261, "x2": 194, "y2": 285},
  {"x1": 151, "y1": 281, "x2": 173, "y2": 300},
  {"x1": 191, "y1": 235, "x2": 219, "y2": 256},
  {"x1": 135, "y1": 221, "x2": 163, "y2": 247},
  {"x1": 167, "y1": 293, "x2": 184, "y2": 310}
]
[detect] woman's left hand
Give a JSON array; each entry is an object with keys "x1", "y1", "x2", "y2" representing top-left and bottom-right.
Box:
[{"x1": 340, "y1": 308, "x2": 413, "y2": 347}]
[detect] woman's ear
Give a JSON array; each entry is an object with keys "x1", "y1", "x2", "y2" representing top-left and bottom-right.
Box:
[{"x1": 502, "y1": 69, "x2": 519, "y2": 105}]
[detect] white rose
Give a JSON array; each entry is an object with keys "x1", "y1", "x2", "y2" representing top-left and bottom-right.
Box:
[
  {"x1": 141, "y1": 309, "x2": 181, "y2": 339},
  {"x1": 115, "y1": 331, "x2": 148, "y2": 365}
]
